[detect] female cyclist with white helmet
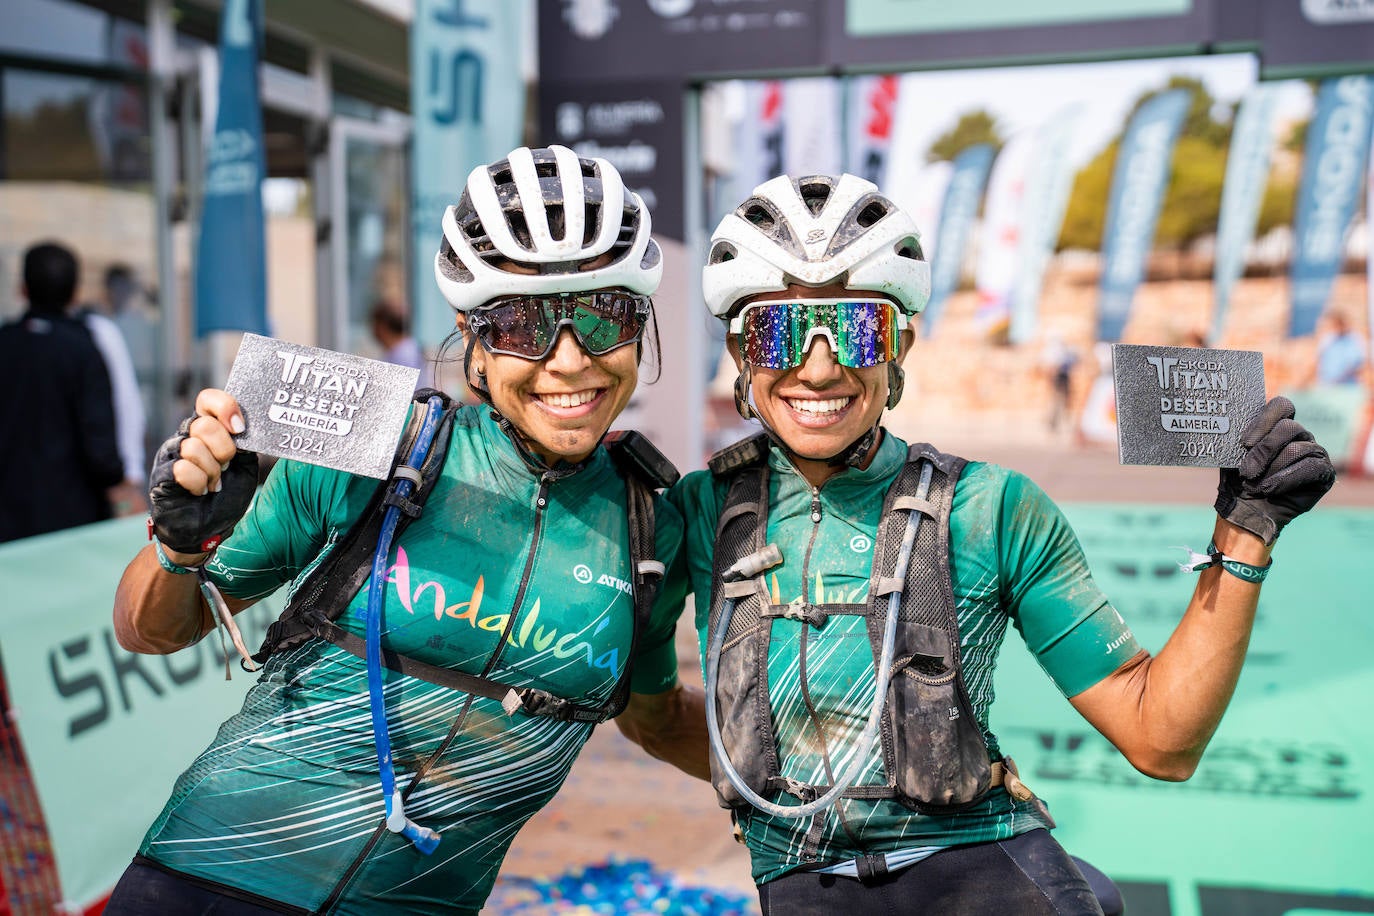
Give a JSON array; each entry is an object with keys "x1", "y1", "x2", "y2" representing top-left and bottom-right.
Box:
[
  {"x1": 106, "y1": 145, "x2": 707, "y2": 916},
  {"x1": 667, "y1": 173, "x2": 1334, "y2": 914}
]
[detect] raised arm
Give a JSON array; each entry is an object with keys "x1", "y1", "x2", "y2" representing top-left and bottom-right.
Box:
[
  {"x1": 616, "y1": 683, "x2": 711, "y2": 781},
  {"x1": 1070, "y1": 397, "x2": 1335, "y2": 780},
  {"x1": 113, "y1": 389, "x2": 259, "y2": 654}
]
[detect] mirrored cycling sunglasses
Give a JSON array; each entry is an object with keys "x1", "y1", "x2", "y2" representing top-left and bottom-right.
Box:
[
  {"x1": 469, "y1": 291, "x2": 652, "y2": 361},
  {"x1": 730, "y1": 298, "x2": 906, "y2": 370}
]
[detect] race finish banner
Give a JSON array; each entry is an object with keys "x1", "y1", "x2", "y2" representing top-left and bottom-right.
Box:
[
  {"x1": 1289, "y1": 75, "x2": 1374, "y2": 339},
  {"x1": 409, "y1": 0, "x2": 527, "y2": 350},
  {"x1": 0, "y1": 519, "x2": 282, "y2": 910},
  {"x1": 1096, "y1": 89, "x2": 1190, "y2": 343},
  {"x1": 998, "y1": 504, "x2": 1374, "y2": 916},
  {"x1": 924, "y1": 143, "x2": 994, "y2": 338},
  {"x1": 194, "y1": 0, "x2": 268, "y2": 338}
]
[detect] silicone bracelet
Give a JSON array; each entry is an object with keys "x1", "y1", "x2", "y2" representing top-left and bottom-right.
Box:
[{"x1": 154, "y1": 538, "x2": 207, "y2": 575}]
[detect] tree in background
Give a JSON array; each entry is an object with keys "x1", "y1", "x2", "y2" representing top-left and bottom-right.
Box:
[
  {"x1": 926, "y1": 109, "x2": 1005, "y2": 162},
  {"x1": 1057, "y1": 75, "x2": 1302, "y2": 252}
]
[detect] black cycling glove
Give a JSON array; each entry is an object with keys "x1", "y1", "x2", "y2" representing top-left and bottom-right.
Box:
[
  {"x1": 1214, "y1": 396, "x2": 1335, "y2": 545},
  {"x1": 148, "y1": 415, "x2": 258, "y2": 555}
]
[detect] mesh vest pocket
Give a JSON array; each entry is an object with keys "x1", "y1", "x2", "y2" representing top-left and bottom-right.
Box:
[
  {"x1": 887, "y1": 648, "x2": 992, "y2": 812},
  {"x1": 710, "y1": 626, "x2": 774, "y2": 807}
]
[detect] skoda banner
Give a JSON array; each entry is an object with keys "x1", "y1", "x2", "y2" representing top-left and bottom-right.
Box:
[
  {"x1": 1097, "y1": 89, "x2": 1190, "y2": 343},
  {"x1": 1211, "y1": 84, "x2": 1281, "y2": 343},
  {"x1": 194, "y1": 0, "x2": 268, "y2": 338},
  {"x1": 409, "y1": 0, "x2": 527, "y2": 349},
  {"x1": 846, "y1": 74, "x2": 900, "y2": 188},
  {"x1": 973, "y1": 131, "x2": 1034, "y2": 339},
  {"x1": 1289, "y1": 75, "x2": 1374, "y2": 339},
  {"x1": 925, "y1": 143, "x2": 995, "y2": 338}
]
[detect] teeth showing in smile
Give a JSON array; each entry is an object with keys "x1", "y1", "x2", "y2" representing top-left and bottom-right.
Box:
[
  {"x1": 538, "y1": 389, "x2": 598, "y2": 409},
  {"x1": 786, "y1": 397, "x2": 851, "y2": 416}
]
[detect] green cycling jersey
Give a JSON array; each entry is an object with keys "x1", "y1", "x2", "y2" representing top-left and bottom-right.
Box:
[
  {"x1": 667, "y1": 430, "x2": 1141, "y2": 884},
  {"x1": 138, "y1": 405, "x2": 684, "y2": 915}
]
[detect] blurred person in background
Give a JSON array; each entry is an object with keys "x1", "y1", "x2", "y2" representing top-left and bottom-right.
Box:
[
  {"x1": 75, "y1": 265, "x2": 149, "y2": 517},
  {"x1": 370, "y1": 297, "x2": 435, "y2": 390},
  {"x1": 667, "y1": 173, "x2": 1336, "y2": 915},
  {"x1": 1309, "y1": 310, "x2": 1366, "y2": 387},
  {"x1": 0, "y1": 241, "x2": 124, "y2": 543}
]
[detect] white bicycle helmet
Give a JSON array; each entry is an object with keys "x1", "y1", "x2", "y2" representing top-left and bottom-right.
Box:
[
  {"x1": 703, "y1": 173, "x2": 929, "y2": 319},
  {"x1": 434, "y1": 145, "x2": 662, "y2": 311}
]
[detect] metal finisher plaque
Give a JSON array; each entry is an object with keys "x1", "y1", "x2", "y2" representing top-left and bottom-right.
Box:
[
  {"x1": 1111, "y1": 344, "x2": 1266, "y2": 468},
  {"x1": 224, "y1": 334, "x2": 419, "y2": 479}
]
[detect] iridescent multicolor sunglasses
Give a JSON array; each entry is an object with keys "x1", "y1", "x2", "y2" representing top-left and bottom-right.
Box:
[{"x1": 731, "y1": 298, "x2": 906, "y2": 370}]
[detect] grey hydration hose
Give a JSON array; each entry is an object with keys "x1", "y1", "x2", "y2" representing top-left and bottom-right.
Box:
[{"x1": 704, "y1": 461, "x2": 933, "y2": 819}]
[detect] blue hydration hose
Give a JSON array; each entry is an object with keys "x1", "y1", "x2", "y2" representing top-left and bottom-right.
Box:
[
  {"x1": 704, "y1": 461, "x2": 933, "y2": 819},
  {"x1": 365, "y1": 395, "x2": 445, "y2": 855}
]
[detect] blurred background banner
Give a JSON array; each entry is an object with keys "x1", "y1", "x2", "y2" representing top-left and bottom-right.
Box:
[
  {"x1": 925, "y1": 143, "x2": 994, "y2": 338},
  {"x1": 0, "y1": 519, "x2": 281, "y2": 911},
  {"x1": 1289, "y1": 75, "x2": 1374, "y2": 339},
  {"x1": 845, "y1": 74, "x2": 900, "y2": 187},
  {"x1": 1009, "y1": 108, "x2": 1082, "y2": 345},
  {"x1": 1212, "y1": 84, "x2": 1282, "y2": 344},
  {"x1": 408, "y1": 0, "x2": 527, "y2": 350},
  {"x1": 193, "y1": 0, "x2": 268, "y2": 338},
  {"x1": 1097, "y1": 88, "x2": 1190, "y2": 343},
  {"x1": 974, "y1": 130, "x2": 1034, "y2": 338},
  {"x1": 781, "y1": 77, "x2": 843, "y2": 179}
]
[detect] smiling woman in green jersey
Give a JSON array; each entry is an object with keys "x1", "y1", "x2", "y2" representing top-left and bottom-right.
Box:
[
  {"x1": 668, "y1": 173, "x2": 1335, "y2": 915},
  {"x1": 105, "y1": 146, "x2": 706, "y2": 916}
]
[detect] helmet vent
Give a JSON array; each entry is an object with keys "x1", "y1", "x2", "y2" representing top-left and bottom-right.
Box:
[
  {"x1": 584, "y1": 202, "x2": 602, "y2": 246},
  {"x1": 708, "y1": 241, "x2": 737, "y2": 264},
  {"x1": 581, "y1": 160, "x2": 598, "y2": 178},
  {"x1": 546, "y1": 204, "x2": 566, "y2": 241},
  {"x1": 856, "y1": 201, "x2": 889, "y2": 228},
  {"x1": 535, "y1": 160, "x2": 559, "y2": 178},
  {"x1": 490, "y1": 166, "x2": 512, "y2": 186},
  {"x1": 507, "y1": 211, "x2": 533, "y2": 249},
  {"x1": 800, "y1": 182, "x2": 832, "y2": 216},
  {"x1": 896, "y1": 238, "x2": 924, "y2": 261},
  {"x1": 436, "y1": 240, "x2": 474, "y2": 283},
  {"x1": 743, "y1": 204, "x2": 776, "y2": 233}
]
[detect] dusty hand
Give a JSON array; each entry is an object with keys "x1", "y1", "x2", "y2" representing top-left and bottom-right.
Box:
[
  {"x1": 1214, "y1": 396, "x2": 1335, "y2": 545},
  {"x1": 148, "y1": 389, "x2": 258, "y2": 555}
]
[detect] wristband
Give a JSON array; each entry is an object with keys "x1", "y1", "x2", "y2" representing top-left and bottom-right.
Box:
[
  {"x1": 1175, "y1": 540, "x2": 1272, "y2": 583},
  {"x1": 154, "y1": 537, "x2": 209, "y2": 575}
]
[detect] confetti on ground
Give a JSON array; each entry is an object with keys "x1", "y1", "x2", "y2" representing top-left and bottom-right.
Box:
[{"x1": 485, "y1": 857, "x2": 758, "y2": 916}]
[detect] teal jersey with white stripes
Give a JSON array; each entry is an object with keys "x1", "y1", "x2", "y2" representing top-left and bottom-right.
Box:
[
  {"x1": 667, "y1": 431, "x2": 1140, "y2": 885},
  {"x1": 138, "y1": 405, "x2": 684, "y2": 915}
]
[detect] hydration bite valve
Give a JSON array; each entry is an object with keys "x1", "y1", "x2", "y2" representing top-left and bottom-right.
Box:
[{"x1": 723, "y1": 544, "x2": 783, "y2": 582}]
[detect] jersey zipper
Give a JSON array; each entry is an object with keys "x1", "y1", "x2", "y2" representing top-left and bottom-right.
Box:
[{"x1": 319, "y1": 474, "x2": 554, "y2": 913}]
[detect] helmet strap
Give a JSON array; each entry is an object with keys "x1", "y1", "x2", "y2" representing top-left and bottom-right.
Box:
[
  {"x1": 737, "y1": 361, "x2": 883, "y2": 471},
  {"x1": 733, "y1": 372, "x2": 756, "y2": 420},
  {"x1": 463, "y1": 328, "x2": 593, "y2": 479},
  {"x1": 886, "y1": 363, "x2": 905, "y2": 410}
]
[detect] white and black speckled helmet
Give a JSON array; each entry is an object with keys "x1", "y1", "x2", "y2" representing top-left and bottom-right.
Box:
[
  {"x1": 433, "y1": 145, "x2": 662, "y2": 311},
  {"x1": 703, "y1": 173, "x2": 929, "y2": 320}
]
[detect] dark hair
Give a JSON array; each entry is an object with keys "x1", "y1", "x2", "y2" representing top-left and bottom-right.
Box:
[
  {"x1": 23, "y1": 242, "x2": 79, "y2": 311},
  {"x1": 369, "y1": 300, "x2": 409, "y2": 336}
]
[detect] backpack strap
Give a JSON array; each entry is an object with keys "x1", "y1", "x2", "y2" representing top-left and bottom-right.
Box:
[{"x1": 250, "y1": 391, "x2": 458, "y2": 666}]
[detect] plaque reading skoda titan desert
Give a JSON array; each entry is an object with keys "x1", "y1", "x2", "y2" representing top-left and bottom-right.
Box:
[
  {"x1": 1111, "y1": 344, "x2": 1266, "y2": 468},
  {"x1": 224, "y1": 334, "x2": 419, "y2": 479}
]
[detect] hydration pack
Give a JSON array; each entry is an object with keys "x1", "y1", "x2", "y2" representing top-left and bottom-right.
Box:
[
  {"x1": 251, "y1": 390, "x2": 676, "y2": 724},
  {"x1": 706, "y1": 433, "x2": 996, "y2": 813}
]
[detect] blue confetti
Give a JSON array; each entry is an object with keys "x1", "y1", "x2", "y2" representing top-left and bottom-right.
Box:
[{"x1": 486, "y1": 857, "x2": 758, "y2": 915}]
